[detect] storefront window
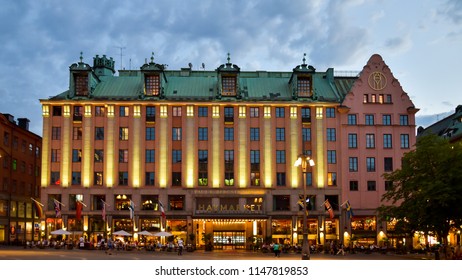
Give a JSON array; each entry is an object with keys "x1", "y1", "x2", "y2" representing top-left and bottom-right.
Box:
[
  {"x1": 168, "y1": 195, "x2": 184, "y2": 211},
  {"x1": 115, "y1": 194, "x2": 132, "y2": 210},
  {"x1": 141, "y1": 195, "x2": 159, "y2": 210},
  {"x1": 140, "y1": 218, "x2": 161, "y2": 232},
  {"x1": 351, "y1": 216, "x2": 376, "y2": 231}
]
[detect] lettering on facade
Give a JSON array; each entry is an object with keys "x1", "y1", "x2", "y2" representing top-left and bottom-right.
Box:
[{"x1": 196, "y1": 204, "x2": 263, "y2": 214}]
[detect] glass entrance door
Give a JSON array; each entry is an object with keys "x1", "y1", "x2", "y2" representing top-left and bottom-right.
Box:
[{"x1": 213, "y1": 231, "x2": 245, "y2": 249}]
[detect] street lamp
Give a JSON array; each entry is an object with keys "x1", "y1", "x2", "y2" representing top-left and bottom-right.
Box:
[{"x1": 294, "y1": 154, "x2": 315, "y2": 260}]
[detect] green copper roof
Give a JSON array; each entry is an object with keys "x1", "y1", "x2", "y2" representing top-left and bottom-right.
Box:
[{"x1": 45, "y1": 56, "x2": 358, "y2": 103}]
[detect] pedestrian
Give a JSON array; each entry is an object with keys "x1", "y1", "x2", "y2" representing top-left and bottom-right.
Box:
[
  {"x1": 273, "y1": 242, "x2": 280, "y2": 257},
  {"x1": 337, "y1": 244, "x2": 345, "y2": 256},
  {"x1": 177, "y1": 238, "x2": 184, "y2": 255}
]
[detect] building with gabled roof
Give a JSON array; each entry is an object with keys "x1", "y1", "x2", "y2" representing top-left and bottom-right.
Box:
[{"x1": 38, "y1": 52, "x2": 417, "y2": 250}]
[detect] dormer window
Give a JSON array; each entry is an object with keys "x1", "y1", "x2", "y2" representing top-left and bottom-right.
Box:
[
  {"x1": 297, "y1": 76, "x2": 312, "y2": 97},
  {"x1": 145, "y1": 75, "x2": 160, "y2": 96},
  {"x1": 75, "y1": 75, "x2": 88, "y2": 96},
  {"x1": 222, "y1": 76, "x2": 237, "y2": 96}
]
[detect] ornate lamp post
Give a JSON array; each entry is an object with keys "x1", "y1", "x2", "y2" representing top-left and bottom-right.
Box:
[{"x1": 294, "y1": 154, "x2": 315, "y2": 260}]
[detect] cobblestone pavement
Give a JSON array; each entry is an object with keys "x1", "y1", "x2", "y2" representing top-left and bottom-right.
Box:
[{"x1": 0, "y1": 246, "x2": 434, "y2": 260}]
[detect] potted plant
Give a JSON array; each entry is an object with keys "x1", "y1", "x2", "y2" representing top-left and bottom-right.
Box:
[{"x1": 202, "y1": 233, "x2": 214, "y2": 251}]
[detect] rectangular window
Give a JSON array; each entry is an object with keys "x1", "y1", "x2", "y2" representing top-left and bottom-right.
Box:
[
  {"x1": 50, "y1": 171, "x2": 60, "y2": 185},
  {"x1": 94, "y1": 150, "x2": 104, "y2": 163},
  {"x1": 275, "y1": 107, "x2": 285, "y2": 118},
  {"x1": 276, "y1": 150, "x2": 286, "y2": 164},
  {"x1": 327, "y1": 172, "x2": 336, "y2": 186},
  {"x1": 172, "y1": 150, "x2": 182, "y2": 164},
  {"x1": 51, "y1": 149, "x2": 60, "y2": 162},
  {"x1": 367, "y1": 181, "x2": 376, "y2": 191},
  {"x1": 384, "y1": 157, "x2": 393, "y2": 172},
  {"x1": 350, "y1": 181, "x2": 359, "y2": 191},
  {"x1": 301, "y1": 107, "x2": 311, "y2": 123},
  {"x1": 172, "y1": 128, "x2": 182, "y2": 141},
  {"x1": 276, "y1": 172, "x2": 286, "y2": 186},
  {"x1": 119, "y1": 172, "x2": 129, "y2": 185},
  {"x1": 146, "y1": 127, "x2": 155, "y2": 140},
  {"x1": 52, "y1": 127, "x2": 61, "y2": 140},
  {"x1": 198, "y1": 127, "x2": 208, "y2": 141},
  {"x1": 172, "y1": 172, "x2": 182, "y2": 186},
  {"x1": 400, "y1": 115, "x2": 409, "y2": 126},
  {"x1": 198, "y1": 106, "x2": 208, "y2": 117},
  {"x1": 224, "y1": 107, "x2": 234, "y2": 123},
  {"x1": 365, "y1": 114, "x2": 374, "y2": 125},
  {"x1": 366, "y1": 134, "x2": 375, "y2": 148},
  {"x1": 326, "y1": 107, "x2": 335, "y2": 118},
  {"x1": 348, "y1": 134, "x2": 357, "y2": 148},
  {"x1": 119, "y1": 106, "x2": 129, "y2": 117},
  {"x1": 222, "y1": 76, "x2": 236, "y2": 96},
  {"x1": 73, "y1": 106, "x2": 83, "y2": 121},
  {"x1": 382, "y1": 115, "x2": 391, "y2": 125},
  {"x1": 168, "y1": 195, "x2": 185, "y2": 210},
  {"x1": 119, "y1": 127, "x2": 129, "y2": 140},
  {"x1": 224, "y1": 127, "x2": 234, "y2": 141},
  {"x1": 400, "y1": 134, "x2": 410, "y2": 148},
  {"x1": 327, "y1": 150, "x2": 336, "y2": 164},
  {"x1": 298, "y1": 77, "x2": 312, "y2": 97},
  {"x1": 119, "y1": 150, "x2": 129, "y2": 163},
  {"x1": 72, "y1": 149, "x2": 82, "y2": 162},
  {"x1": 250, "y1": 107, "x2": 259, "y2": 118},
  {"x1": 383, "y1": 134, "x2": 392, "y2": 148},
  {"x1": 276, "y1": 128, "x2": 285, "y2": 141},
  {"x1": 95, "y1": 127, "x2": 104, "y2": 140},
  {"x1": 386, "y1": 94, "x2": 392, "y2": 103},
  {"x1": 94, "y1": 172, "x2": 103, "y2": 185},
  {"x1": 73, "y1": 127, "x2": 82, "y2": 140},
  {"x1": 385, "y1": 181, "x2": 393, "y2": 191},
  {"x1": 72, "y1": 172, "x2": 81, "y2": 185},
  {"x1": 173, "y1": 106, "x2": 182, "y2": 117},
  {"x1": 349, "y1": 157, "x2": 358, "y2": 172},
  {"x1": 74, "y1": 75, "x2": 88, "y2": 96},
  {"x1": 145, "y1": 172, "x2": 155, "y2": 186},
  {"x1": 327, "y1": 128, "x2": 336, "y2": 141},
  {"x1": 145, "y1": 75, "x2": 160, "y2": 96},
  {"x1": 302, "y1": 128, "x2": 311, "y2": 142},
  {"x1": 250, "y1": 128, "x2": 260, "y2": 141},
  {"x1": 146, "y1": 149, "x2": 155, "y2": 163},
  {"x1": 146, "y1": 106, "x2": 156, "y2": 122},
  {"x1": 348, "y1": 114, "x2": 357, "y2": 125},
  {"x1": 52, "y1": 106, "x2": 62, "y2": 116},
  {"x1": 95, "y1": 106, "x2": 105, "y2": 117},
  {"x1": 366, "y1": 157, "x2": 376, "y2": 172}
]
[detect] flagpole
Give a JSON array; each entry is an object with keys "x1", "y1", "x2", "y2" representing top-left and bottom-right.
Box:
[{"x1": 30, "y1": 197, "x2": 44, "y2": 206}]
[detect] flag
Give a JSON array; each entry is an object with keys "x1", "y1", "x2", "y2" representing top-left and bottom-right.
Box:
[
  {"x1": 128, "y1": 200, "x2": 135, "y2": 220},
  {"x1": 54, "y1": 199, "x2": 61, "y2": 218},
  {"x1": 344, "y1": 200, "x2": 354, "y2": 219},
  {"x1": 297, "y1": 198, "x2": 309, "y2": 216},
  {"x1": 32, "y1": 199, "x2": 43, "y2": 218},
  {"x1": 159, "y1": 201, "x2": 166, "y2": 228},
  {"x1": 324, "y1": 199, "x2": 334, "y2": 219},
  {"x1": 76, "y1": 200, "x2": 83, "y2": 221},
  {"x1": 102, "y1": 200, "x2": 106, "y2": 222}
]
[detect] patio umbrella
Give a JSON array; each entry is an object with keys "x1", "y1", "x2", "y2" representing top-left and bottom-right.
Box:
[
  {"x1": 138, "y1": 230, "x2": 154, "y2": 236},
  {"x1": 50, "y1": 229, "x2": 72, "y2": 235},
  {"x1": 153, "y1": 231, "x2": 173, "y2": 237},
  {"x1": 112, "y1": 230, "x2": 132, "y2": 236}
]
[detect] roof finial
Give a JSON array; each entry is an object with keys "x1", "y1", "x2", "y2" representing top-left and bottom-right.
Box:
[
  {"x1": 80, "y1": 52, "x2": 83, "y2": 63},
  {"x1": 302, "y1": 53, "x2": 306, "y2": 65},
  {"x1": 151, "y1": 52, "x2": 154, "y2": 63},
  {"x1": 227, "y1": 52, "x2": 231, "y2": 64}
]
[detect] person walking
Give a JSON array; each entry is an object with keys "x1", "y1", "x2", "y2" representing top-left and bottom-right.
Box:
[
  {"x1": 273, "y1": 242, "x2": 280, "y2": 257},
  {"x1": 177, "y1": 238, "x2": 184, "y2": 255}
]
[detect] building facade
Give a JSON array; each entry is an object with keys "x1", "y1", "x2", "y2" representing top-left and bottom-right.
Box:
[
  {"x1": 38, "y1": 53, "x2": 417, "y2": 249},
  {"x1": 0, "y1": 114, "x2": 42, "y2": 245}
]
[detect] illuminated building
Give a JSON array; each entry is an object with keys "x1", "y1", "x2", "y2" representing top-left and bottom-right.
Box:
[
  {"x1": 39, "y1": 53, "x2": 417, "y2": 249},
  {"x1": 0, "y1": 114, "x2": 42, "y2": 245}
]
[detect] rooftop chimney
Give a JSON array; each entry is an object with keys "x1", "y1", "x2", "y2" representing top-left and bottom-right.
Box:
[{"x1": 17, "y1": 118, "x2": 30, "y2": 131}]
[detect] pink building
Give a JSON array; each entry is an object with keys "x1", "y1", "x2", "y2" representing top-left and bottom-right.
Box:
[{"x1": 38, "y1": 53, "x2": 417, "y2": 249}]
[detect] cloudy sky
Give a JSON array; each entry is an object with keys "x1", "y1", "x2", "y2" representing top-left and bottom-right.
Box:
[{"x1": 0, "y1": 0, "x2": 461, "y2": 136}]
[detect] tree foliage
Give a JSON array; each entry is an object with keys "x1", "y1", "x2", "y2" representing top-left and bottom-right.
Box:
[{"x1": 378, "y1": 134, "x2": 462, "y2": 244}]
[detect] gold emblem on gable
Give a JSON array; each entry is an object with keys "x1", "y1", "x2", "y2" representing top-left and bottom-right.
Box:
[{"x1": 368, "y1": 71, "x2": 387, "y2": 91}]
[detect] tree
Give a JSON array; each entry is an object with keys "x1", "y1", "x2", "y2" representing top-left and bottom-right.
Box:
[{"x1": 378, "y1": 134, "x2": 462, "y2": 245}]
